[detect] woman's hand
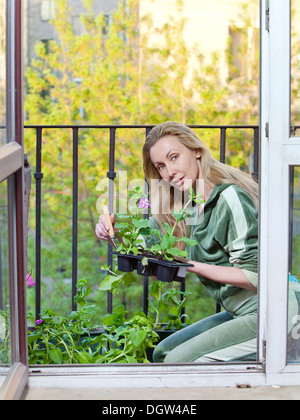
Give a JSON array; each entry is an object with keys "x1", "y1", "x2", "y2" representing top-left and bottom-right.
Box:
[{"x1": 95, "y1": 213, "x2": 116, "y2": 242}]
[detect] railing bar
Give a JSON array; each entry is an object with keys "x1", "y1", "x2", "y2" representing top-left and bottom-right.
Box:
[
  {"x1": 220, "y1": 127, "x2": 227, "y2": 164},
  {"x1": 143, "y1": 275, "x2": 149, "y2": 315},
  {"x1": 24, "y1": 124, "x2": 259, "y2": 130},
  {"x1": 252, "y1": 127, "x2": 259, "y2": 182},
  {"x1": 216, "y1": 127, "x2": 227, "y2": 314},
  {"x1": 142, "y1": 127, "x2": 153, "y2": 315},
  {"x1": 34, "y1": 127, "x2": 43, "y2": 320},
  {"x1": 108, "y1": 127, "x2": 116, "y2": 213},
  {"x1": 106, "y1": 127, "x2": 117, "y2": 314},
  {"x1": 72, "y1": 127, "x2": 79, "y2": 311},
  {"x1": 107, "y1": 245, "x2": 113, "y2": 315}
]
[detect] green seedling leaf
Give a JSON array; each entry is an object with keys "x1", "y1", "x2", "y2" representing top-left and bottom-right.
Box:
[
  {"x1": 132, "y1": 219, "x2": 150, "y2": 228},
  {"x1": 161, "y1": 234, "x2": 176, "y2": 250},
  {"x1": 130, "y1": 329, "x2": 147, "y2": 347},
  {"x1": 99, "y1": 274, "x2": 123, "y2": 291},
  {"x1": 76, "y1": 351, "x2": 93, "y2": 364},
  {"x1": 141, "y1": 257, "x2": 149, "y2": 267},
  {"x1": 49, "y1": 348, "x2": 63, "y2": 364},
  {"x1": 179, "y1": 236, "x2": 198, "y2": 247}
]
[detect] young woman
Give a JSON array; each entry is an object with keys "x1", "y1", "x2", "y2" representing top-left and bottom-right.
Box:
[{"x1": 96, "y1": 121, "x2": 259, "y2": 363}]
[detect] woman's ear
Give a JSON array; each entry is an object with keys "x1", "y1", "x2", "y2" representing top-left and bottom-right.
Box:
[{"x1": 195, "y1": 149, "x2": 201, "y2": 159}]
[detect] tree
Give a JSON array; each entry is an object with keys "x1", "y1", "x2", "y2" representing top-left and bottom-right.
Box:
[{"x1": 24, "y1": 0, "x2": 259, "y2": 320}]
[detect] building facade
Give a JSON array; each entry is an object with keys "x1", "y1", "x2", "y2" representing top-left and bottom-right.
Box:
[{"x1": 24, "y1": 0, "x2": 260, "y2": 84}]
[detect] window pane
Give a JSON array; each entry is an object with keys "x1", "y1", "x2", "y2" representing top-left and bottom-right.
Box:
[
  {"x1": 0, "y1": 0, "x2": 6, "y2": 146},
  {"x1": 0, "y1": 180, "x2": 11, "y2": 368},
  {"x1": 288, "y1": 167, "x2": 300, "y2": 363}
]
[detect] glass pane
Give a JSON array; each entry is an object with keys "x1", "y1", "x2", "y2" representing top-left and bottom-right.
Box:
[
  {"x1": 0, "y1": 180, "x2": 11, "y2": 369},
  {"x1": 0, "y1": 0, "x2": 6, "y2": 146},
  {"x1": 288, "y1": 167, "x2": 300, "y2": 363}
]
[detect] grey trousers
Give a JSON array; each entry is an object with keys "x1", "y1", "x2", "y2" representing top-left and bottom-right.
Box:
[
  {"x1": 153, "y1": 281, "x2": 300, "y2": 363},
  {"x1": 153, "y1": 310, "x2": 258, "y2": 363}
]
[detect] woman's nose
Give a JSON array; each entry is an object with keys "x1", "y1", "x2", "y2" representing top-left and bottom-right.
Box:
[{"x1": 165, "y1": 164, "x2": 176, "y2": 180}]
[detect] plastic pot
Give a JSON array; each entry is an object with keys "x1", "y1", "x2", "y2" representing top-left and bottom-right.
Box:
[
  {"x1": 116, "y1": 254, "x2": 138, "y2": 272},
  {"x1": 113, "y1": 251, "x2": 193, "y2": 282}
]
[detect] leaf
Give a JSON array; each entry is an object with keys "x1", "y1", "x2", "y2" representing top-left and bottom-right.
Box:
[
  {"x1": 76, "y1": 351, "x2": 93, "y2": 364},
  {"x1": 150, "y1": 244, "x2": 161, "y2": 253},
  {"x1": 157, "y1": 300, "x2": 169, "y2": 315},
  {"x1": 131, "y1": 246, "x2": 140, "y2": 254},
  {"x1": 122, "y1": 237, "x2": 131, "y2": 247},
  {"x1": 179, "y1": 236, "x2": 198, "y2": 247},
  {"x1": 150, "y1": 281, "x2": 161, "y2": 300},
  {"x1": 74, "y1": 296, "x2": 86, "y2": 307},
  {"x1": 115, "y1": 222, "x2": 130, "y2": 230},
  {"x1": 130, "y1": 329, "x2": 147, "y2": 347},
  {"x1": 98, "y1": 274, "x2": 122, "y2": 291},
  {"x1": 168, "y1": 306, "x2": 180, "y2": 316},
  {"x1": 125, "y1": 355, "x2": 138, "y2": 363},
  {"x1": 114, "y1": 305, "x2": 126, "y2": 316},
  {"x1": 173, "y1": 210, "x2": 185, "y2": 221},
  {"x1": 49, "y1": 348, "x2": 63, "y2": 364},
  {"x1": 138, "y1": 227, "x2": 152, "y2": 236},
  {"x1": 132, "y1": 219, "x2": 149, "y2": 228},
  {"x1": 161, "y1": 234, "x2": 176, "y2": 250},
  {"x1": 141, "y1": 257, "x2": 148, "y2": 267},
  {"x1": 162, "y1": 223, "x2": 172, "y2": 235},
  {"x1": 27, "y1": 331, "x2": 42, "y2": 345},
  {"x1": 165, "y1": 247, "x2": 182, "y2": 257}
]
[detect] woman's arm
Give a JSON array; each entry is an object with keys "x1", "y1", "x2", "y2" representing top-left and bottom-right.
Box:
[{"x1": 187, "y1": 261, "x2": 257, "y2": 292}]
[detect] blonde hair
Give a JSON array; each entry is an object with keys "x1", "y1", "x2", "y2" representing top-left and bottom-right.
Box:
[{"x1": 143, "y1": 121, "x2": 259, "y2": 244}]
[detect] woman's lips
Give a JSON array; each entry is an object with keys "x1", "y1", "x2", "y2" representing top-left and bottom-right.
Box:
[{"x1": 172, "y1": 176, "x2": 185, "y2": 186}]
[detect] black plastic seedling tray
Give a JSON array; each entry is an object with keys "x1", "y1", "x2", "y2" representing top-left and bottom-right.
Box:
[{"x1": 113, "y1": 252, "x2": 193, "y2": 282}]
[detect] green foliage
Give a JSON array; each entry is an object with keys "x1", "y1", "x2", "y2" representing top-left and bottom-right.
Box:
[
  {"x1": 99, "y1": 264, "x2": 192, "y2": 331},
  {"x1": 114, "y1": 186, "x2": 203, "y2": 261},
  {"x1": 148, "y1": 281, "x2": 192, "y2": 330},
  {"x1": 98, "y1": 265, "x2": 138, "y2": 295},
  {"x1": 27, "y1": 279, "x2": 158, "y2": 364},
  {"x1": 149, "y1": 187, "x2": 203, "y2": 260},
  {"x1": 100, "y1": 305, "x2": 158, "y2": 364},
  {"x1": 0, "y1": 308, "x2": 10, "y2": 364}
]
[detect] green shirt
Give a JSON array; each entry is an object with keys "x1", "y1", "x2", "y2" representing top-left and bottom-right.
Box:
[
  {"x1": 147, "y1": 183, "x2": 258, "y2": 315},
  {"x1": 188, "y1": 183, "x2": 258, "y2": 315}
]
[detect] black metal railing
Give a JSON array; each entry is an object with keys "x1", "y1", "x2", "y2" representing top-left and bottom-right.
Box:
[{"x1": 24, "y1": 124, "x2": 259, "y2": 319}]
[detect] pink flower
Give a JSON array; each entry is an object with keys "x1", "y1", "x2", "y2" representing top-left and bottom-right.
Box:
[
  {"x1": 138, "y1": 197, "x2": 151, "y2": 209},
  {"x1": 35, "y1": 319, "x2": 43, "y2": 326},
  {"x1": 26, "y1": 273, "x2": 36, "y2": 287}
]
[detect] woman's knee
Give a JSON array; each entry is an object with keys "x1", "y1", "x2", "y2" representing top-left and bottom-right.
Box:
[{"x1": 152, "y1": 345, "x2": 166, "y2": 363}]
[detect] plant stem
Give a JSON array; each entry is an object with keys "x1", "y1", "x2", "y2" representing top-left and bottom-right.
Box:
[{"x1": 170, "y1": 197, "x2": 193, "y2": 237}]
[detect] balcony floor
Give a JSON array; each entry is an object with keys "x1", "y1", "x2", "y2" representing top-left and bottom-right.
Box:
[{"x1": 22, "y1": 385, "x2": 300, "y2": 400}]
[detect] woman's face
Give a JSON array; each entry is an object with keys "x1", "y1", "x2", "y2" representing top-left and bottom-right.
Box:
[{"x1": 149, "y1": 135, "x2": 201, "y2": 192}]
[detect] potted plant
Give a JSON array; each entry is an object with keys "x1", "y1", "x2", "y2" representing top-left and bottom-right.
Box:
[
  {"x1": 0, "y1": 308, "x2": 10, "y2": 364},
  {"x1": 99, "y1": 272, "x2": 192, "y2": 362},
  {"x1": 112, "y1": 186, "x2": 204, "y2": 282},
  {"x1": 27, "y1": 276, "x2": 191, "y2": 364},
  {"x1": 27, "y1": 279, "x2": 160, "y2": 364}
]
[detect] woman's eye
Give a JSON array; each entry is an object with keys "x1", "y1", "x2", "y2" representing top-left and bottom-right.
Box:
[
  {"x1": 171, "y1": 155, "x2": 178, "y2": 162},
  {"x1": 158, "y1": 165, "x2": 164, "y2": 171}
]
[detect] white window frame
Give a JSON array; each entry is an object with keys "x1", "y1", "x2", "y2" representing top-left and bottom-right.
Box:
[
  {"x1": 0, "y1": 0, "x2": 27, "y2": 400},
  {"x1": 259, "y1": 0, "x2": 300, "y2": 383},
  {"x1": 28, "y1": 0, "x2": 300, "y2": 390}
]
